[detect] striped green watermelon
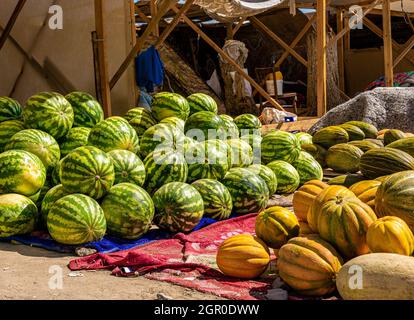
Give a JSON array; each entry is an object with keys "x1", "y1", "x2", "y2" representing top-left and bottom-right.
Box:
[
  {"x1": 151, "y1": 92, "x2": 190, "y2": 121},
  {"x1": 22, "y1": 92, "x2": 74, "y2": 139},
  {"x1": 0, "y1": 97, "x2": 22, "y2": 122},
  {"x1": 59, "y1": 127, "x2": 91, "y2": 157},
  {"x1": 128, "y1": 108, "x2": 157, "y2": 136},
  {"x1": 34, "y1": 178, "x2": 52, "y2": 209},
  {"x1": 267, "y1": 160, "x2": 300, "y2": 194},
  {"x1": 140, "y1": 123, "x2": 184, "y2": 158},
  {"x1": 184, "y1": 111, "x2": 226, "y2": 142},
  {"x1": 0, "y1": 120, "x2": 25, "y2": 152},
  {"x1": 40, "y1": 184, "x2": 71, "y2": 227},
  {"x1": 295, "y1": 132, "x2": 313, "y2": 146},
  {"x1": 160, "y1": 116, "x2": 185, "y2": 132},
  {"x1": 153, "y1": 182, "x2": 204, "y2": 232},
  {"x1": 246, "y1": 164, "x2": 278, "y2": 195},
  {"x1": 65, "y1": 92, "x2": 104, "y2": 128},
  {"x1": 108, "y1": 149, "x2": 146, "y2": 186},
  {"x1": 88, "y1": 117, "x2": 139, "y2": 153},
  {"x1": 187, "y1": 93, "x2": 218, "y2": 115},
  {"x1": 5, "y1": 129, "x2": 60, "y2": 172},
  {"x1": 183, "y1": 136, "x2": 198, "y2": 154},
  {"x1": 241, "y1": 134, "x2": 262, "y2": 164},
  {"x1": 101, "y1": 183, "x2": 154, "y2": 239},
  {"x1": 233, "y1": 114, "x2": 262, "y2": 136},
  {"x1": 59, "y1": 146, "x2": 115, "y2": 199},
  {"x1": 0, "y1": 150, "x2": 46, "y2": 197},
  {"x1": 51, "y1": 158, "x2": 63, "y2": 186},
  {"x1": 144, "y1": 149, "x2": 188, "y2": 194},
  {"x1": 204, "y1": 139, "x2": 232, "y2": 169},
  {"x1": 186, "y1": 140, "x2": 230, "y2": 182},
  {"x1": 191, "y1": 179, "x2": 232, "y2": 220},
  {"x1": 226, "y1": 138, "x2": 253, "y2": 167},
  {"x1": 292, "y1": 151, "x2": 323, "y2": 185},
  {"x1": 222, "y1": 167, "x2": 269, "y2": 215},
  {"x1": 261, "y1": 130, "x2": 301, "y2": 164},
  {"x1": 0, "y1": 194, "x2": 37, "y2": 237},
  {"x1": 220, "y1": 114, "x2": 239, "y2": 139},
  {"x1": 47, "y1": 194, "x2": 106, "y2": 245}
]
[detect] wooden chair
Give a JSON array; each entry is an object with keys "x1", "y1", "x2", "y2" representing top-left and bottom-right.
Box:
[{"x1": 255, "y1": 66, "x2": 299, "y2": 114}]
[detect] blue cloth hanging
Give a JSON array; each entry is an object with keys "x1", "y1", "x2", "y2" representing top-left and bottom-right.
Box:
[{"x1": 135, "y1": 45, "x2": 164, "y2": 93}]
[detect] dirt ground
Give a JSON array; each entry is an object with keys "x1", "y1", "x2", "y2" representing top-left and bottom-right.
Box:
[{"x1": 0, "y1": 242, "x2": 221, "y2": 300}]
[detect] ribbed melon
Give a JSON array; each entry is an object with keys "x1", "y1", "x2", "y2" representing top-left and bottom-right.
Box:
[
  {"x1": 348, "y1": 140, "x2": 381, "y2": 153},
  {"x1": 325, "y1": 143, "x2": 364, "y2": 173},
  {"x1": 292, "y1": 180, "x2": 328, "y2": 221},
  {"x1": 301, "y1": 143, "x2": 327, "y2": 168},
  {"x1": 345, "y1": 121, "x2": 378, "y2": 139},
  {"x1": 387, "y1": 137, "x2": 414, "y2": 157},
  {"x1": 327, "y1": 173, "x2": 366, "y2": 187},
  {"x1": 360, "y1": 147, "x2": 414, "y2": 179},
  {"x1": 349, "y1": 180, "x2": 381, "y2": 211},
  {"x1": 384, "y1": 129, "x2": 405, "y2": 145},
  {"x1": 338, "y1": 123, "x2": 365, "y2": 141},
  {"x1": 312, "y1": 126, "x2": 349, "y2": 149}
]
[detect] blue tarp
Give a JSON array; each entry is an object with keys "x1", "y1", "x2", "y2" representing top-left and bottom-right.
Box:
[{"x1": 135, "y1": 45, "x2": 164, "y2": 93}]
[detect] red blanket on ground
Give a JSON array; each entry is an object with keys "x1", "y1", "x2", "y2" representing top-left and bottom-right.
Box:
[{"x1": 69, "y1": 213, "x2": 274, "y2": 300}]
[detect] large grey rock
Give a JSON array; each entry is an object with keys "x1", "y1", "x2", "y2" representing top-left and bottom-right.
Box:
[{"x1": 309, "y1": 88, "x2": 414, "y2": 134}]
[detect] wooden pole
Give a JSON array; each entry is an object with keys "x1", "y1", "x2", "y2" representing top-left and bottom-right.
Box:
[
  {"x1": 170, "y1": 5, "x2": 285, "y2": 112},
  {"x1": 382, "y1": 0, "x2": 394, "y2": 87},
  {"x1": 150, "y1": 0, "x2": 159, "y2": 37},
  {"x1": 129, "y1": 0, "x2": 139, "y2": 105},
  {"x1": 155, "y1": 0, "x2": 195, "y2": 48},
  {"x1": 0, "y1": 0, "x2": 27, "y2": 51},
  {"x1": 94, "y1": 0, "x2": 112, "y2": 117},
  {"x1": 275, "y1": 14, "x2": 315, "y2": 68},
  {"x1": 337, "y1": 9, "x2": 345, "y2": 91},
  {"x1": 226, "y1": 23, "x2": 233, "y2": 40},
  {"x1": 250, "y1": 16, "x2": 307, "y2": 67},
  {"x1": 110, "y1": 0, "x2": 173, "y2": 89},
  {"x1": 316, "y1": 0, "x2": 327, "y2": 117},
  {"x1": 135, "y1": 5, "x2": 150, "y2": 23},
  {"x1": 393, "y1": 35, "x2": 414, "y2": 68}
]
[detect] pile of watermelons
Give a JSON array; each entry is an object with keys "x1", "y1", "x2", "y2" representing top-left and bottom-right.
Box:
[{"x1": 0, "y1": 91, "x2": 324, "y2": 245}]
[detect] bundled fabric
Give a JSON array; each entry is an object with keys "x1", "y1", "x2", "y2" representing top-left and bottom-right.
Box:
[
  {"x1": 135, "y1": 45, "x2": 164, "y2": 92},
  {"x1": 366, "y1": 71, "x2": 414, "y2": 90}
]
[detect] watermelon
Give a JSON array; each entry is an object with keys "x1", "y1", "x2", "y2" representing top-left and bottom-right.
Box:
[
  {"x1": 187, "y1": 93, "x2": 218, "y2": 115},
  {"x1": 65, "y1": 92, "x2": 104, "y2": 128},
  {"x1": 40, "y1": 184, "x2": 72, "y2": 227},
  {"x1": 0, "y1": 97, "x2": 22, "y2": 122},
  {"x1": 241, "y1": 134, "x2": 262, "y2": 164},
  {"x1": 261, "y1": 130, "x2": 301, "y2": 164},
  {"x1": 47, "y1": 194, "x2": 106, "y2": 244},
  {"x1": 139, "y1": 123, "x2": 184, "y2": 158},
  {"x1": 233, "y1": 114, "x2": 262, "y2": 136},
  {"x1": 267, "y1": 160, "x2": 300, "y2": 194},
  {"x1": 34, "y1": 178, "x2": 52, "y2": 209},
  {"x1": 108, "y1": 149, "x2": 146, "y2": 186},
  {"x1": 101, "y1": 183, "x2": 154, "y2": 239},
  {"x1": 326, "y1": 143, "x2": 364, "y2": 173},
  {"x1": 191, "y1": 179, "x2": 233, "y2": 220},
  {"x1": 0, "y1": 120, "x2": 25, "y2": 152},
  {"x1": 220, "y1": 114, "x2": 239, "y2": 139},
  {"x1": 144, "y1": 149, "x2": 188, "y2": 194},
  {"x1": 51, "y1": 158, "x2": 63, "y2": 186},
  {"x1": 183, "y1": 136, "x2": 198, "y2": 154},
  {"x1": 128, "y1": 108, "x2": 157, "y2": 136},
  {"x1": 0, "y1": 194, "x2": 37, "y2": 237},
  {"x1": 160, "y1": 116, "x2": 185, "y2": 132},
  {"x1": 153, "y1": 182, "x2": 204, "y2": 232},
  {"x1": 204, "y1": 139, "x2": 232, "y2": 169},
  {"x1": 22, "y1": 92, "x2": 74, "y2": 139},
  {"x1": 59, "y1": 127, "x2": 91, "y2": 157},
  {"x1": 59, "y1": 146, "x2": 115, "y2": 199},
  {"x1": 0, "y1": 150, "x2": 46, "y2": 197},
  {"x1": 222, "y1": 167, "x2": 269, "y2": 215},
  {"x1": 88, "y1": 117, "x2": 140, "y2": 153},
  {"x1": 301, "y1": 143, "x2": 327, "y2": 168},
  {"x1": 227, "y1": 138, "x2": 253, "y2": 167},
  {"x1": 295, "y1": 132, "x2": 313, "y2": 145},
  {"x1": 184, "y1": 111, "x2": 226, "y2": 142},
  {"x1": 5, "y1": 129, "x2": 60, "y2": 172},
  {"x1": 186, "y1": 140, "x2": 230, "y2": 182},
  {"x1": 292, "y1": 151, "x2": 323, "y2": 185},
  {"x1": 246, "y1": 164, "x2": 278, "y2": 195},
  {"x1": 151, "y1": 92, "x2": 190, "y2": 121}
]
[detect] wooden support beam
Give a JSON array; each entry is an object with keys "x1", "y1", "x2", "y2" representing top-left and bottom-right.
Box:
[
  {"x1": 316, "y1": 0, "x2": 327, "y2": 117},
  {"x1": 155, "y1": 0, "x2": 195, "y2": 48},
  {"x1": 275, "y1": 14, "x2": 316, "y2": 68},
  {"x1": 382, "y1": 0, "x2": 394, "y2": 87},
  {"x1": 0, "y1": 0, "x2": 27, "y2": 51},
  {"x1": 94, "y1": 0, "x2": 112, "y2": 117},
  {"x1": 232, "y1": 17, "x2": 247, "y2": 37},
  {"x1": 170, "y1": 5, "x2": 285, "y2": 112},
  {"x1": 150, "y1": 0, "x2": 159, "y2": 37},
  {"x1": 337, "y1": 9, "x2": 345, "y2": 92},
  {"x1": 130, "y1": 0, "x2": 139, "y2": 104},
  {"x1": 250, "y1": 16, "x2": 307, "y2": 67},
  {"x1": 393, "y1": 35, "x2": 414, "y2": 68},
  {"x1": 135, "y1": 4, "x2": 150, "y2": 23},
  {"x1": 110, "y1": 0, "x2": 173, "y2": 89},
  {"x1": 344, "y1": 15, "x2": 350, "y2": 52},
  {"x1": 226, "y1": 22, "x2": 233, "y2": 40}
]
